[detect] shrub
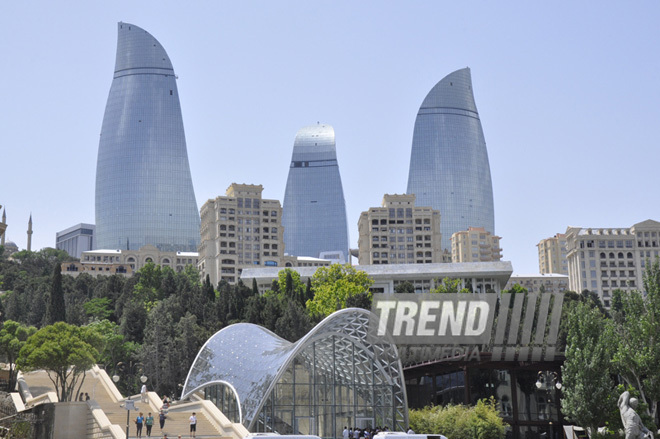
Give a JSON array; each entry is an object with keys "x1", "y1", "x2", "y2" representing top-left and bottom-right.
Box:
[{"x1": 409, "y1": 397, "x2": 507, "y2": 439}]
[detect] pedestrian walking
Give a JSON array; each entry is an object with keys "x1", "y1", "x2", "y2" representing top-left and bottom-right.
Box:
[
  {"x1": 135, "y1": 412, "x2": 144, "y2": 438},
  {"x1": 159, "y1": 409, "x2": 167, "y2": 430},
  {"x1": 145, "y1": 412, "x2": 154, "y2": 437},
  {"x1": 189, "y1": 412, "x2": 197, "y2": 438}
]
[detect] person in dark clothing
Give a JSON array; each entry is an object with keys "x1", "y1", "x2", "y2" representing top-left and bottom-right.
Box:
[{"x1": 159, "y1": 409, "x2": 167, "y2": 430}]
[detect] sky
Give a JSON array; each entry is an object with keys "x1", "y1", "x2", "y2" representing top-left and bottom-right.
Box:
[{"x1": 2, "y1": 1, "x2": 660, "y2": 275}]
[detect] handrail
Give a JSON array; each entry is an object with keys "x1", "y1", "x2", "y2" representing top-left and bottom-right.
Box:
[
  {"x1": 88, "y1": 400, "x2": 126, "y2": 439},
  {"x1": 168, "y1": 396, "x2": 249, "y2": 439}
]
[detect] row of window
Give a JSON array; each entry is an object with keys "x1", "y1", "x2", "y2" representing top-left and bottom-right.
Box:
[
  {"x1": 370, "y1": 218, "x2": 432, "y2": 225},
  {"x1": 373, "y1": 243, "x2": 433, "y2": 249},
  {"x1": 579, "y1": 239, "x2": 635, "y2": 249}
]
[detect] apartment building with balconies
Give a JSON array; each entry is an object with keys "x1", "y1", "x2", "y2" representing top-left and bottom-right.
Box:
[
  {"x1": 357, "y1": 194, "x2": 443, "y2": 265},
  {"x1": 198, "y1": 184, "x2": 284, "y2": 285},
  {"x1": 451, "y1": 227, "x2": 502, "y2": 263}
]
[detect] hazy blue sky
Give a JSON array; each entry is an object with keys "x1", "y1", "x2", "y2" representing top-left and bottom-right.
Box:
[{"x1": 2, "y1": 1, "x2": 659, "y2": 274}]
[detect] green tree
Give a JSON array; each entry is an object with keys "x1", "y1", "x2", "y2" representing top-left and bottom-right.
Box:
[
  {"x1": 252, "y1": 278, "x2": 259, "y2": 297},
  {"x1": 394, "y1": 281, "x2": 415, "y2": 294},
  {"x1": 345, "y1": 291, "x2": 372, "y2": 310},
  {"x1": 137, "y1": 299, "x2": 176, "y2": 396},
  {"x1": 610, "y1": 260, "x2": 660, "y2": 420},
  {"x1": 46, "y1": 264, "x2": 66, "y2": 324},
  {"x1": 275, "y1": 300, "x2": 312, "y2": 342},
  {"x1": 86, "y1": 319, "x2": 135, "y2": 368},
  {"x1": 132, "y1": 263, "x2": 163, "y2": 306},
  {"x1": 277, "y1": 268, "x2": 306, "y2": 304},
  {"x1": 120, "y1": 300, "x2": 148, "y2": 343},
  {"x1": 431, "y1": 277, "x2": 471, "y2": 294},
  {"x1": 171, "y1": 312, "x2": 204, "y2": 394},
  {"x1": 203, "y1": 274, "x2": 215, "y2": 302},
  {"x1": 304, "y1": 278, "x2": 313, "y2": 303},
  {"x1": 560, "y1": 301, "x2": 616, "y2": 436},
  {"x1": 0, "y1": 320, "x2": 36, "y2": 391},
  {"x1": 17, "y1": 322, "x2": 99, "y2": 401},
  {"x1": 84, "y1": 297, "x2": 113, "y2": 321},
  {"x1": 501, "y1": 283, "x2": 528, "y2": 295},
  {"x1": 306, "y1": 264, "x2": 373, "y2": 316}
]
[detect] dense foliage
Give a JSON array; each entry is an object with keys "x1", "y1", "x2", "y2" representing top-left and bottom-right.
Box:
[
  {"x1": 560, "y1": 260, "x2": 660, "y2": 434},
  {"x1": 17, "y1": 322, "x2": 100, "y2": 401},
  {"x1": 560, "y1": 302, "x2": 616, "y2": 436},
  {"x1": 409, "y1": 398, "x2": 507, "y2": 439},
  {"x1": 0, "y1": 250, "x2": 372, "y2": 399}
]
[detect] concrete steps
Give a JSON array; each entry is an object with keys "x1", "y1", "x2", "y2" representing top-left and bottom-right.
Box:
[{"x1": 20, "y1": 369, "x2": 234, "y2": 439}]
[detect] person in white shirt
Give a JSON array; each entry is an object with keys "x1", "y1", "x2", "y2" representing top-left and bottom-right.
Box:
[
  {"x1": 343, "y1": 427, "x2": 349, "y2": 439},
  {"x1": 189, "y1": 412, "x2": 197, "y2": 438}
]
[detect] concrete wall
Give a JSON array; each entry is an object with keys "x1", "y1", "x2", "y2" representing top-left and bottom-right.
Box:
[{"x1": 54, "y1": 402, "x2": 87, "y2": 439}]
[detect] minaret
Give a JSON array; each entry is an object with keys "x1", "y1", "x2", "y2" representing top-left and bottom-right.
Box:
[
  {"x1": 27, "y1": 214, "x2": 33, "y2": 252},
  {"x1": 0, "y1": 207, "x2": 6, "y2": 246}
]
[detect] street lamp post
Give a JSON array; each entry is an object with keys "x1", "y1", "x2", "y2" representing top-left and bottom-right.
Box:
[{"x1": 113, "y1": 363, "x2": 148, "y2": 439}]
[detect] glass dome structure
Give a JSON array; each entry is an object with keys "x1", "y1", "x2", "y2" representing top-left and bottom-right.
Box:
[{"x1": 182, "y1": 308, "x2": 407, "y2": 438}]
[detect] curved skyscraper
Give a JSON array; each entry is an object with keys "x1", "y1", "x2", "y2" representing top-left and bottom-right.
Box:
[
  {"x1": 406, "y1": 68, "x2": 494, "y2": 251},
  {"x1": 282, "y1": 124, "x2": 350, "y2": 263},
  {"x1": 95, "y1": 23, "x2": 200, "y2": 251}
]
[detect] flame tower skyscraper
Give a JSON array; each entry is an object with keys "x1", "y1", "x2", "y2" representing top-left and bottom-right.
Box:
[
  {"x1": 95, "y1": 23, "x2": 200, "y2": 251},
  {"x1": 282, "y1": 124, "x2": 350, "y2": 263},
  {"x1": 406, "y1": 68, "x2": 495, "y2": 252}
]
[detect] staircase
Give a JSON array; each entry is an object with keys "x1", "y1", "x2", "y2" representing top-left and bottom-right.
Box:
[{"x1": 18, "y1": 367, "x2": 247, "y2": 439}]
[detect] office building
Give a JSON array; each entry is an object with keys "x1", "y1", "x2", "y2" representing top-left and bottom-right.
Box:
[
  {"x1": 198, "y1": 184, "x2": 284, "y2": 285},
  {"x1": 406, "y1": 68, "x2": 495, "y2": 252},
  {"x1": 537, "y1": 234, "x2": 568, "y2": 275},
  {"x1": 504, "y1": 274, "x2": 569, "y2": 294},
  {"x1": 357, "y1": 194, "x2": 442, "y2": 265},
  {"x1": 282, "y1": 124, "x2": 350, "y2": 264},
  {"x1": 95, "y1": 22, "x2": 200, "y2": 252},
  {"x1": 565, "y1": 219, "x2": 660, "y2": 307},
  {"x1": 56, "y1": 223, "x2": 95, "y2": 258},
  {"x1": 451, "y1": 227, "x2": 502, "y2": 263}
]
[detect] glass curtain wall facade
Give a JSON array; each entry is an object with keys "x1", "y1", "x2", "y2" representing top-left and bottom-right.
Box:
[
  {"x1": 406, "y1": 68, "x2": 495, "y2": 252},
  {"x1": 182, "y1": 309, "x2": 407, "y2": 439},
  {"x1": 282, "y1": 124, "x2": 350, "y2": 263},
  {"x1": 95, "y1": 22, "x2": 200, "y2": 252}
]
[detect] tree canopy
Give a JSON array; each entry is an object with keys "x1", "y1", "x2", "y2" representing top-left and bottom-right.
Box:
[
  {"x1": 17, "y1": 322, "x2": 100, "y2": 401},
  {"x1": 560, "y1": 301, "x2": 616, "y2": 436},
  {"x1": 306, "y1": 264, "x2": 373, "y2": 316},
  {"x1": 0, "y1": 320, "x2": 36, "y2": 391},
  {"x1": 0, "y1": 256, "x2": 378, "y2": 397}
]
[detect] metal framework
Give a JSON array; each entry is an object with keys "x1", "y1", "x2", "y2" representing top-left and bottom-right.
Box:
[{"x1": 182, "y1": 308, "x2": 408, "y2": 436}]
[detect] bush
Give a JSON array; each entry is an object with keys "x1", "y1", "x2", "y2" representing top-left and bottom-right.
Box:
[{"x1": 409, "y1": 397, "x2": 507, "y2": 439}]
